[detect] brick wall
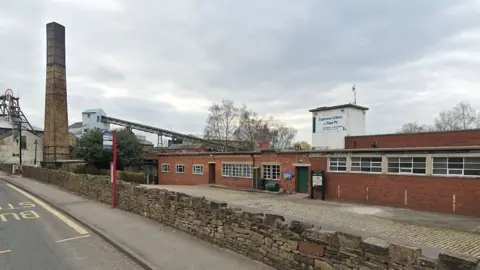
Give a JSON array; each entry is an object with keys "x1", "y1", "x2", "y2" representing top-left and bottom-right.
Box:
[
  {"x1": 14, "y1": 166, "x2": 480, "y2": 269},
  {"x1": 321, "y1": 172, "x2": 480, "y2": 217},
  {"x1": 158, "y1": 152, "x2": 310, "y2": 193},
  {"x1": 345, "y1": 129, "x2": 480, "y2": 149}
]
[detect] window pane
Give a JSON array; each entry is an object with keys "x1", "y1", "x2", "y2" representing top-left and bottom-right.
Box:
[
  {"x1": 433, "y1": 162, "x2": 447, "y2": 169},
  {"x1": 371, "y1": 157, "x2": 382, "y2": 163},
  {"x1": 413, "y1": 157, "x2": 426, "y2": 163},
  {"x1": 465, "y1": 157, "x2": 480, "y2": 164},
  {"x1": 448, "y1": 163, "x2": 463, "y2": 169},
  {"x1": 433, "y1": 157, "x2": 447, "y2": 163},
  {"x1": 351, "y1": 157, "x2": 360, "y2": 162},
  {"x1": 400, "y1": 162, "x2": 412, "y2": 168},
  {"x1": 338, "y1": 166, "x2": 347, "y2": 171},
  {"x1": 388, "y1": 167, "x2": 399, "y2": 173},
  {"x1": 465, "y1": 163, "x2": 480, "y2": 169},
  {"x1": 412, "y1": 168, "x2": 426, "y2": 174},
  {"x1": 464, "y1": 169, "x2": 480, "y2": 176},
  {"x1": 448, "y1": 169, "x2": 462, "y2": 175},
  {"x1": 400, "y1": 168, "x2": 412, "y2": 173},
  {"x1": 371, "y1": 167, "x2": 382, "y2": 172},
  {"x1": 413, "y1": 162, "x2": 426, "y2": 168},
  {"x1": 433, "y1": 169, "x2": 447, "y2": 175},
  {"x1": 449, "y1": 157, "x2": 463, "y2": 163}
]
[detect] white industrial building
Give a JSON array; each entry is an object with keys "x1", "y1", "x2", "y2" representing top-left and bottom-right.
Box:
[
  {"x1": 309, "y1": 104, "x2": 368, "y2": 149},
  {"x1": 69, "y1": 109, "x2": 110, "y2": 137},
  {"x1": 0, "y1": 119, "x2": 44, "y2": 166}
]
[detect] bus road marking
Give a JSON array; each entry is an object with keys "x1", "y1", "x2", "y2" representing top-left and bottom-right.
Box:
[
  {"x1": 6, "y1": 184, "x2": 89, "y2": 235},
  {"x1": 0, "y1": 250, "x2": 11, "y2": 255},
  {"x1": 55, "y1": 234, "x2": 91, "y2": 243}
]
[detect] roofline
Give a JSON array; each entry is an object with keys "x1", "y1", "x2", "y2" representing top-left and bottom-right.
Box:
[
  {"x1": 152, "y1": 145, "x2": 480, "y2": 156},
  {"x1": 309, "y1": 103, "x2": 369, "y2": 113},
  {"x1": 346, "y1": 128, "x2": 480, "y2": 139}
]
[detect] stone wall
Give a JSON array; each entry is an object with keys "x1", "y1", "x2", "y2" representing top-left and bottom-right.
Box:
[{"x1": 16, "y1": 166, "x2": 480, "y2": 270}]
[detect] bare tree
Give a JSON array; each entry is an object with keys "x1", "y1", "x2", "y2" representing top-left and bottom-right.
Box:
[
  {"x1": 453, "y1": 102, "x2": 477, "y2": 129},
  {"x1": 234, "y1": 107, "x2": 270, "y2": 150},
  {"x1": 204, "y1": 99, "x2": 239, "y2": 151},
  {"x1": 434, "y1": 102, "x2": 477, "y2": 131},
  {"x1": 269, "y1": 121, "x2": 297, "y2": 149},
  {"x1": 204, "y1": 100, "x2": 298, "y2": 150},
  {"x1": 399, "y1": 122, "x2": 432, "y2": 133}
]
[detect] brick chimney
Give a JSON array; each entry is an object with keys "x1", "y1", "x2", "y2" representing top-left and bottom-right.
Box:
[
  {"x1": 43, "y1": 22, "x2": 70, "y2": 162},
  {"x1": 258, "y1": 140, "x2": 270, "y2": 149}
]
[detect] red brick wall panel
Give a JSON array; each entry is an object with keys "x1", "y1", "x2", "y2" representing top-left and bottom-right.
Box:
[
  {"x1": 325, "y1": 173, "x2": 480, "y2": 216},
  {"x1": 345, "y1": 129, "x2": 480, "y2": 149}
]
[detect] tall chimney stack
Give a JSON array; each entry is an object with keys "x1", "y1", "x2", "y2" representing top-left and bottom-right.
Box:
[{"x1": 43, "y1": 22, "x2": 70, "y2": 162}]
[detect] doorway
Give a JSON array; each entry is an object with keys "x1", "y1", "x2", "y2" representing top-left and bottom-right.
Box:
[
  {"x1": 208, "y1": 163, "x2": 216, "y2": 184},
  {"x1": 296, "y1": 167, "x2": 309, "y2": 193}
]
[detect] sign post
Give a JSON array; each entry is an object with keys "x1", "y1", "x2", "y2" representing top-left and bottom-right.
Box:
[{"x1": 103, "y1": 131, "x2": 117, "y2": 208}]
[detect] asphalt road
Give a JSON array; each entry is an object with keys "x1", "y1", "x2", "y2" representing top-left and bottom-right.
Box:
[{"x1": 0, "y1": 180, "x2": 142, "y2": 270}]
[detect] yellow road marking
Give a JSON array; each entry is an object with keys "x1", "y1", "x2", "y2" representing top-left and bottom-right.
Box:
[
  {"x1": 0, "y1": 250, "x2": 11, "y2": 254},
  {"x1": 6, "y1": 184, "x2": 89, "y2": 235},
  {"x1": 55, "y1": 234, "x2": 91, "y2": 243}
]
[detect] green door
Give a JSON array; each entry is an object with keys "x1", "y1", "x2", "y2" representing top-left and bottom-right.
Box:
[{"x1": 296, "y1": 167, "x2": 309, "y2": 193}]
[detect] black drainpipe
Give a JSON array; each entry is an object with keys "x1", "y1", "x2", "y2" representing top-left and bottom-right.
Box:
[{"x1": 251, "y1": 153, "x2": 255, "y2": 189}]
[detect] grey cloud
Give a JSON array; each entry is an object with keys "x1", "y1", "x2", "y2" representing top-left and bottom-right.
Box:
[{"x1": 1, "y1": 0, "x2": 480, "y2": 143}]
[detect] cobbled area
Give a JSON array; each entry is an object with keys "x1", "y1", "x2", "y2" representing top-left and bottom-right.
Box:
[{"x1": 152, "y1": 185, "x2": 480, "y2": 258}]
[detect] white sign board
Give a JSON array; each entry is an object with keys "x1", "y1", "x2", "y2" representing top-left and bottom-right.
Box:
[
  {"x1": 103, "y1": 133, "x2": 113, "y2": 150},
  {"x1": 317, "y1": 115, "x2": 345, "y2": 133},
  {"x1": 312, "y1": 175, "x2": 323, "y2": 186}
]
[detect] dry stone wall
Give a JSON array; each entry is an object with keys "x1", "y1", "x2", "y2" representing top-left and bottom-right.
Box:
[{"x1": 15, "y1": 166, "x2": 480, "y2": 270}]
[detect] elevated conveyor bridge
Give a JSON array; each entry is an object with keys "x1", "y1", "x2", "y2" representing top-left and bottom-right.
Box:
[{"x1": 101, "y1": 115, "x2": 243, "y2": 152}]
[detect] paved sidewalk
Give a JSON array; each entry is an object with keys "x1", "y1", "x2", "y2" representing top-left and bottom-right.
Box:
[
  {"x1": 0, "y1": 174, "x2": 272, "y2": 270},
  {"x1": 149, "y1": 185, "x2": 480, "y2": 259}
]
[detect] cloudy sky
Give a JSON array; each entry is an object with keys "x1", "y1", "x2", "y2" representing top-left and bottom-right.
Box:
[{"x1": 1, "y1": 0, "x2": 480, "y2": 144}]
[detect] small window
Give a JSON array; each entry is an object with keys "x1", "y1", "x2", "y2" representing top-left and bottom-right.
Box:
[
  {"x1": 433, "y1": 157, "x2": 480, "y2": 176},
  {"x1": 387, "y1": 157, "x2": 426, "y2": 174},
  {"x1": 175, "y1": 165, "x2": 185, "y2": 173},
  {"x1": 97, "y1": 116, "x2": 100, "y2": 122},
  {"x1": 161, "y1": 164, "x2": 170, "y2": 172},
  {"x1": 192, "y1": 165, "x2": 204, "y2": 175},
  {"x1": 262, "y1": 165, "x2": 280, "y2": 180},
  {"x1": 20, "y1": 136, "x2": 27, "y2": 150},
  {"x1": 351, "y1": 157, "x2": 382, "y2": 173},
  {"x1": 328, "y1": 157, "x2": 347, "y2": 172}
]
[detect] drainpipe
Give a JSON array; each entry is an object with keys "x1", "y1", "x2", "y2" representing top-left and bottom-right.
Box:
[{"x1": 251, "y1": 153, "x2": 255, "y2": 189}]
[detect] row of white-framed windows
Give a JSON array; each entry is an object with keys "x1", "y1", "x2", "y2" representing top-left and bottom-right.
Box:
[
  {"x1": 387, "y1": 157, "x2": 426, "y2": 174},
  {"x1": 432, "y1": 157, "x2": 480, "y2": 176},
  {"x1": 351, "y1": 157, "x2": 382, "y2": 173},
  {"x1": 222, "y1": 164, "x2": 253, "y2": 178},
  {"x1": 162, "y1": 164, "x2": 204, "y2": 175},
  {"x1": 328, "y1": 156, "x2": 480, "y2": 177}
]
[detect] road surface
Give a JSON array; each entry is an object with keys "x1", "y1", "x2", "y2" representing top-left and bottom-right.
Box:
[{"x1": 0, "y1": 180, "x2": 142, "y2": 270}]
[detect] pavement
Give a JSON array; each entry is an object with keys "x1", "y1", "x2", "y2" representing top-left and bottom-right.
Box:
[
  {"x1": 148, "y1": 184, "x2": 480, "y2": 259},
  {"x1": 0, "y1": 180, "x2": 142, "y2": 270},
  {"x1": 0, "y1": 173, "x2": 272, "y2": 270}
]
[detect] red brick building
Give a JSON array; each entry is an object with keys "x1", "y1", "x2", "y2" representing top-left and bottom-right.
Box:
[{"x1": 153, "y1": 130, "x2": 480, "y2": 217}]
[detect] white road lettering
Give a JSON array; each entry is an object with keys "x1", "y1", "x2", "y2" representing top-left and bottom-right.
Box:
[
  {"x1": 0, "y1": 250, "x2": 11, "y2": 255},
  {"x1": 6, "y1": 184, "x2": 89, "y2": 235}
]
